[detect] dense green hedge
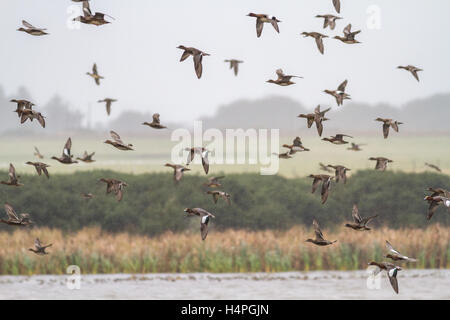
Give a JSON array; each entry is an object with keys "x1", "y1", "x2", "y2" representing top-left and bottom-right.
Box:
[{"x1": 0, "y1": 170, "x2": 448, "y2": 234}]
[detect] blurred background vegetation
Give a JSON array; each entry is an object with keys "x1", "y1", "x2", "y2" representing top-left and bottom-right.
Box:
[{"x1": 0, "y1": 169, "x2": 448, "y2": 235}]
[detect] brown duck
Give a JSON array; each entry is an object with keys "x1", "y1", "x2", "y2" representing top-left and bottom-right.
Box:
[
  {"x1": 224, "y1": 59, "x2": 244, "y2": 76},
  {"x1": 298, "y1": 105, "x2": 330, "y2": 137},
  {"x1": 324, "y1": 79, "x2": 351, "y2": 106},
  {"x1": 142, "y1": 113, "x2": 167, "y2": 129},
  {"x1": 319, "y1": 162, "x2": 333, "y2": 173},
  {"x1": 11, "y1": 99, "x2": 34, "y2": 117},
  {"x1": 86, "y1": 63, "x2": 103, "y2": 85},
  {"x1": 267, "y1": 69, "x2": 303, "y2": 86},
  {"x1": 368, "y1": 262, "x2": 401, "y2": 294},
  {"x1": 397, "y1": 65, "x2": 422, "y2": 82},
  {"x1": 17, "y1": 20, "x2": 48, "y2": 36},
  {"x1": 1, "y1": 164, "x2": 24, "y2": 187},
  {"x1": 384, "y1": 240, "x2": 417, "y2": 262},
  {"x1": 305, "y1": 219, "x2": 337, "y2": 246},
  {"x1": 98, "y1": 98, "x2": 117, "y2": 116},
  {"x1": 165, "y1": 163, "x2": 190, "y2": 182},
  {"x1": 424, "y1": 163, "x2": 441, "y2": 173},
  {"x1": 185, "y1": 147, "x2": 209, "y2": 174},
  {"x1": 369, "y1": 157, "x2": 393, "y2": 171},
  {"x1": 282, "y1": 137, "x2": 310, "y2": 155},
  {"x1": 206, "y1": 191, "x2": 231, "y2": 206},
  {"x1": 345, "y1": 204, "x2": 378, "y2": 231},
  {"x1": 29, "y1": 238, "x2": 52, "y2": 255},
  {"x1": 247, "y1": 13, "x2": 281, "y2": 37},
  {"x1": 76, "y1": 151, "x2": 96, "y2": 163},
  {"x1": 25, "y1": 161, "x2": 50, "y2": 179},
  {"x1": 99, "y1": 178, "x2": 128, "y2": 202},
  {"x1": 204, "y1": 176, "x2": 225, "y2": 188},
  {"x1": 313, "y1": 105, "x2": 331, "y2": 136},
  {"x1": 20, "y1": 108, "x2": 46, "y2": 128},
  {"x1": 322, "y1": 134, "x2": 353, "y2": 145},
  {"x1": 273, "y1": 151, "x2": 293, "y2": 159},
  {"x1": 104, "y1": 131, "x2": 134, "y2": 151},
  {"x1": 327, "y1": 164, "x2": 350, "y2": 183},
  {"x1": 51, "y1": 138, "x2": 78, "y2": 164},
  {"x1": 184, "y1": 208, "x2": 216, "y2": 240},
  {"x1": 424, "y1": 187, "x2": 450, "y2": 220},
  {"x1": 0, "y1": 203, "x2": 32, "y2": 226},
  {"x1": 316, "y1": 14, "x2": 342, "y2": 30},
  {"x1": 73, "y1": 1, "x2": 114, "y2": 26},
  {"x1": 375, "y1": 118, "x2": 403, "y2": 139},
  {"x1": 308, "y1": 174, "x2": 334, "y2": 204},
  {"x1": 34, "y1": 146, "x2": 44, "y2": 159},
  {"x1": 347, "y1": 142, "x2": 365, "y2": 151},
  {"x1": 334, "y1": 24, "x2": 361, "y2": 44},
  {"x1": 301, "y1": 32, "x2": 328, "y2": 54},
  {"x1": 177, "y1": 45, "x2": 210, "y2": 79}
]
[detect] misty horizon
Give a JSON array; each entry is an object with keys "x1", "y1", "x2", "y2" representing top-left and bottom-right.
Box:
[{"x1": 1, "y1": 0, "x2": 450, "y2": 127}]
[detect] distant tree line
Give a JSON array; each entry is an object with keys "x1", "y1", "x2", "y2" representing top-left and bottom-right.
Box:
[{"x1": 0, "y1": 170, "x2": 448, "y2": 235}]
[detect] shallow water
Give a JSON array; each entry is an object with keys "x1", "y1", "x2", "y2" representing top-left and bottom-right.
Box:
[{"x1": 0, "y1": 270, "x2": 449, "y2": 300}]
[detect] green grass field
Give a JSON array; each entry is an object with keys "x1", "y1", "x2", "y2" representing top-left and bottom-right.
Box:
[{"x1": 1, "y1": 134, "x2": 448, "y2": 177}]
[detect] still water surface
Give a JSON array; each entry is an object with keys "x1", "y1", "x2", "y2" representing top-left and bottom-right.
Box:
[{"x1": 0, "y1": 269, "x2": 448, "y2": 299}]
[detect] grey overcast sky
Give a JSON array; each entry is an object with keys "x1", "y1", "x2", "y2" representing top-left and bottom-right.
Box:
[{"x1": 1, "y1": 0, "x2": 449, "y2": 125}]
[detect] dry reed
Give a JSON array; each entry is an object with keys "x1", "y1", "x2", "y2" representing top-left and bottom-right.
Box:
[{"x1": 0, "y1": 225, "x2": 448, "y2": 274}]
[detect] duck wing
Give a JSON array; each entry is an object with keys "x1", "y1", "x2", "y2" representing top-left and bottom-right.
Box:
[
  {"x1": 152, "y1": 113, "x2": 161, "y2": 124},
  {"x1": 42, "y1": 166, "x2": 50, "y2": 179},
  {"x1": 256, "y1": 18, "x2": 264, "y2": 37},
  {"x1": 232, "y1": 62, "x2": 239, "y2": 76},
  {"x1": 193, "y1": 53, "x2": 203, "y2": 79},
  {"x1": 385, "y1": 240, "x2": 401, "y2": 256},
  {"x1": 352, "y1": 204, "x2": 362, "y2": 223},
  {"x1": 63, "y1": 138, "x2": 72, "y2": 158},
  {"x1": 83, "y1": 1, "x2": 93, "y2": 17},
  {"x1": 337, "y1": 79, "x2": 348, "y2": 92},
  {"x1": 200, "y1": 216, "x2": 210, "y2": 240},
  {"x1": 22, "y1": 20, "x2": 39, "y2": 29},
  {"x1": 202, "y1": 151, "x2": 209, "y2": 174},
  {"x1": 35, "y1": 238, "x2": 43, "y2": 250},
  {"x1": 333, "y1": 0, "x2": 341, "y2": 13},
  {"x1": 315, "y1": 36, "x2": 325, "y2": 54},
  {"x1": 313, "y1": 219, "x2": 325, "y2": 241},
  {"x1": 179, "y1": 50, "x2": 191, "y2": 62},
  {"x1": 9, "y1": 163, "x2": 18, "y2": 182},
  {"x1": 382, "y1": 123, "x2": 390, "y2": 139},
  {"x1": 387, "y1": 268, "x2": 399, "y2": 294},
  {"x1": 106, "y1": 101, "x2": 112, "y2": 115},
  {"x1": 321, "y1": 178, "x2": 331, "y2": 204},
  {"x1": 110, "y1": 131, "x2": 124, "y2": 144},
  {"x1": 311, "y1": 177, "x2": 322, "y2": 193},
  {"x1": 410, "y1": 70, "x2": 420, "y2": 82},
  {"x1": 4, "y1": 203, "x2": 19, "y2": 221},
  {"x1": 92, "y1": 63, "x2": 98, "y2": 76},
  {"x1": 391, "y1": 121, "x2": 400, "y2": 132},
  {"x1": 174, "y1": 167, "x2": 184, "y2": 182},
  {"x1": 270, "y1": 19, "x2": 280, "y2": 33}
]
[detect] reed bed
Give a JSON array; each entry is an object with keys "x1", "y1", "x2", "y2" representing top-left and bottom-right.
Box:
[{"x1": 0, "y1": 226, "x2": 449, "y2": 275}]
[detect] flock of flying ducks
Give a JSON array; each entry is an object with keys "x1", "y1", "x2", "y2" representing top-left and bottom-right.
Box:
[{"x1": 2, "y1": 0, "x2": 449, "y2": 295}]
